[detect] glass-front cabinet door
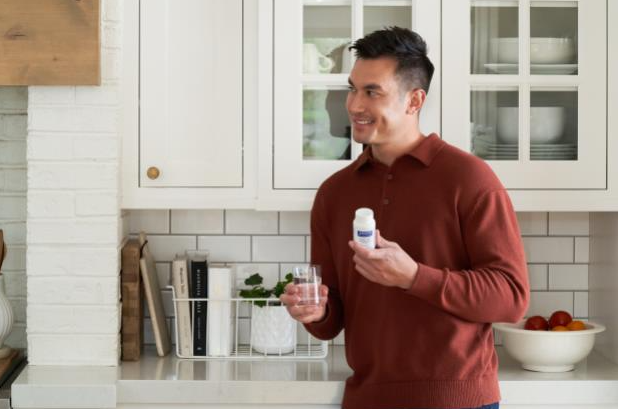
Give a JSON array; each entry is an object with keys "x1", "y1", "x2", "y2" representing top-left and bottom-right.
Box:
[
  {"x1": 443, "y1": 0, "x2": 606, "y2": 189},
  {"x1": 272, "y1": 0, "x2": 440, "y2": 189}
]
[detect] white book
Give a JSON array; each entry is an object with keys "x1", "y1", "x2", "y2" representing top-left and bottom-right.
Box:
[
  {"x1": 207, "y1": 264, "x2": 234, "y2": 357},
  {"x1": 171, "y1": 256, "x2": 192, "y2": 357}
]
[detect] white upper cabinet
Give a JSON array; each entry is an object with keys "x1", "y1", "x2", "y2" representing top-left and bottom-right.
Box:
[
  {"x1": 443, "y1": 0, "x2": 607, "y2": 190},
  {"x1": 140, "y1": 0, "x2": 242, "y2": 188},
  {"x1": 258, "y1": 0, "x2": 441, "y2": 209},
  {"x1": 121, "y1": 0, "x2": 618, "y2": 211},
  {"x1": 122, "y1": 0, "x2": 257, "y2": 208}
]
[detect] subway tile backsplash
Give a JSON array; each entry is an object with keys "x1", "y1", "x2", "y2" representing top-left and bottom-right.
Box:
[
  {"x1": 171, "y1": 210, "x2": 224, "y2": 234},
  {"x1": 128, "y1": 210, "x2": 590, "y2": 347}
]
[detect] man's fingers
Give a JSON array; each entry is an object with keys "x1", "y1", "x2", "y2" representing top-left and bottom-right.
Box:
[
  {"x1": 348, "y1": 240, "x2": 373, "y2": 257},
  {"x1": 289, "y1": 304, "x2": 324, "y2": 322},
  {"x1": 354, "y1": 254, "x2": 381, "y2": 273},
  {"x1": 280, "y1": 292, "x2": 300, "y2": 307},
  {"x1": 376, "y1": 229, "x2": 398, "y2": 249},
  {"x1": 351, "y1": 242, "x2": 385, "y2": 263},
  {"x1": 353, "y1": 255, "x2": 371, "y2": 273},
  {"x1": 354, "y1": 263, "x2": 375, "y2": 283},
  {"x1": 376, "y1": 229, "x2": 386, "y2": 248}
]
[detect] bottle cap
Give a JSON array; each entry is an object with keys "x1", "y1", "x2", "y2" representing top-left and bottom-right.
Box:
[{"x1": 355, "y1": 208, "x2": 374, "y2": 222}]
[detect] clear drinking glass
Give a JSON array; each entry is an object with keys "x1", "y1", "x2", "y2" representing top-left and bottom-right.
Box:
[{"x1": 293, "y1": 265, "x2": 321, "y2": 306}]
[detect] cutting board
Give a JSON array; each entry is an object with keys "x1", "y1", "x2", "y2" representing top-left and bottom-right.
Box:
[
  {"x1": 121, "y1": 239, "x2": 143, "y2": 361},
  {"x1": 139, "y1": 233, "x2": 171, "y2": 357},
  {"x1": 0, "y1": 349, "x2": 21, "y2": 387},
  {"x1": 0, "y1": 230, "x2": 6, "y2": 272}
]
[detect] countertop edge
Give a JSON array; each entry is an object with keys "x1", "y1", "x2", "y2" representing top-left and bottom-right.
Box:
[{"x1": 11, "y1": 347, "x2": 618, "y2": 408}]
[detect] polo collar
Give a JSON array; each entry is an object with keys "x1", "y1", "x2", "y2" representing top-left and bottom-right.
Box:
[{"x1": 353, "y1": 133, "x2": 444, "y2": 171}]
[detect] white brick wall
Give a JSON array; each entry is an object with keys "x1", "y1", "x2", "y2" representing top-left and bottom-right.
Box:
[
  {"x1": 24, "y1": 0, "x2": 123, "y2": 366},
  {"x1": 0, "y1": 87, "x2": 27, "y2": 350},
  {"x1": 128, "y1": 210, "x2": 591, "y2": 348}
]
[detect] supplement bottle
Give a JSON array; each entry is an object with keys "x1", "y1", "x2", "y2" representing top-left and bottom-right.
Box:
[{"x1": 353, "y1": 208, "x2": 376, "y2": 249}]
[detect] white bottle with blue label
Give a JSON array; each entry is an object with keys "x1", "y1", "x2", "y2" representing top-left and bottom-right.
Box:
[{"x1": 353, "y1": 208, "x2": 376, "y2": 249}]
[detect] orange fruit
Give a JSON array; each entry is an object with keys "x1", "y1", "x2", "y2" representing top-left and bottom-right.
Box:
[
  {"x1": 567, "y1": 320, "x2": 586, "y2": 331},
  {"x1": 551, "y1": 325, "x2": 569, "y2": 331}
]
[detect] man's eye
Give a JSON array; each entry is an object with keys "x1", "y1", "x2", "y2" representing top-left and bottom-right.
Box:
[
  {"x1": 347, "y1": 86, "x2": 356, "y2": 92},
  {"x1": 367, "y1": 90, "x2": 377, "y2": 97}
]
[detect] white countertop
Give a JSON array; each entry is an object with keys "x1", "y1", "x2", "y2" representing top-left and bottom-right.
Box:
[{"x1": 11, "y1": 346, "x2": 618, "y2": 408}]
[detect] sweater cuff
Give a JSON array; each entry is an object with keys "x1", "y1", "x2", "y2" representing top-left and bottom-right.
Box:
[{"x1": 404, "y1": 262, "x2": 447, "y2": 303}]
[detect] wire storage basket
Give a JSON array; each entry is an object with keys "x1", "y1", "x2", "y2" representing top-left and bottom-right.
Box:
[{"x1": 168, "y1": 286, "x2": 329, "y2": 359}]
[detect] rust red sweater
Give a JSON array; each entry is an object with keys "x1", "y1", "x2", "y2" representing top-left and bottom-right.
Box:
[{"x1": 305, "y1": 134, "x2": 529, "y2": 409}]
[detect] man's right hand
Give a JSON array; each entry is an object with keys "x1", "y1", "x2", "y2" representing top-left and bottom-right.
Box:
[{"x1": 279, "y1": 283, "x2": 329, "y2": 324}]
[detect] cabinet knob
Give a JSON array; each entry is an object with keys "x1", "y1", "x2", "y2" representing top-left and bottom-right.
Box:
[{"x1": 147, "y1": 166, "x2": 160, "y2": 180}]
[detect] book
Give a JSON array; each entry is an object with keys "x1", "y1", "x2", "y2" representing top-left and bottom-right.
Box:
[
  {"x1": 120, "y1": 239, "x2": 143, "y2": 361},
  {"x1": 171, "y1": 255, "x2": 192, "y2": 357},
  {"x1": 0, "y1": 349, "x2": 24, "y2": 387},
  {"x1": 207, "y1": 264, "x2": 234, "y2": 357},
  {"x1": 189, "y1": 253, "x2": 208, "y2": 356},
  {"x1": 0, "y1": 229, "x2": 6, "y2": 271},
  {"x1": 139, "y1": 232, "x2": 171, "y2": 357}
]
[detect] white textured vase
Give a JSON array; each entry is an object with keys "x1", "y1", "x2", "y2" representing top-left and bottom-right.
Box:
[
  {"x1": 250, "y1": 304, "x2": 296, "y2": 355},
  {"x1": 0, "y1": 276, "x2": 14, "y2": 358}
]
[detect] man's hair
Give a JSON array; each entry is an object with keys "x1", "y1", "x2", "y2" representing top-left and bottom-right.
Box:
[{"x1": 349, "y1": 26, "x2": 434, "y2": 94}]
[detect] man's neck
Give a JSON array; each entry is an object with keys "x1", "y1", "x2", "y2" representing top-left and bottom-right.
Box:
[{"x1": 371, "y1": 131, "x2": 426, "y2": 167}]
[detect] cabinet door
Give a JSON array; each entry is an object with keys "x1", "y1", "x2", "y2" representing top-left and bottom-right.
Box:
[
  {"x1": 140, "y1": 0, "x2": 243, "y2": 187},
  {"x1": 272, "y1": 0, "x2": 440, "y2": 190},
  {"x1": 443, "y1": 0, "x2": 607, "y2": 189}
]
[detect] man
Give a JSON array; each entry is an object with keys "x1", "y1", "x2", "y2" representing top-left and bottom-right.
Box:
[{"x1": 280, "y1": 27, "x2": 529, "y2": 409}]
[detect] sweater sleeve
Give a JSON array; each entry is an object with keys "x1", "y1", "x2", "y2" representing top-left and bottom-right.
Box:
[
  {"x1": 303, "y1": 189, "x2": 344, "y2": 340},
  {"x1": 405, "y1": 189, "x2": 529, "y2": 323}
]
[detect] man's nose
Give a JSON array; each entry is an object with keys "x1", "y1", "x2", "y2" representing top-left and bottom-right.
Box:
[{"x1": 347, "y1": 93, "x2": 364, "y2": 113}]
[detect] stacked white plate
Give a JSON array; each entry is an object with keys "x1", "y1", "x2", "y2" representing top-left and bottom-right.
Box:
[
  {"x1": 472, "y1": 136, "x2": 577, "y2": 161},
  {"x1": 483, "y1": 63, "x2": 578, "y2": 75}
]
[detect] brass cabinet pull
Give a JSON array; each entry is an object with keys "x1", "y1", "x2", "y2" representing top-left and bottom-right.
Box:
[{"x1": 147, "y1": 166, "x2": 160, "y2": 180}]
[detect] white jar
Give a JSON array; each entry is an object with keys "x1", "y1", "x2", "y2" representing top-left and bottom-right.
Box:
[{"x1": 353, "y1": 208, "x2": 376, "y2": 249}]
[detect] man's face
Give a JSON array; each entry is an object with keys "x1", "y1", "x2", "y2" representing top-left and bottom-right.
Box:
[{"x1": 346, "y1": 57, "x2": 416, "y2": 146}]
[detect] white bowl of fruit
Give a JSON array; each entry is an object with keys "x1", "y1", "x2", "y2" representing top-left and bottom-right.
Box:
[{"x1": 493, "y1": 311, "x2": 606, "y2": 373}]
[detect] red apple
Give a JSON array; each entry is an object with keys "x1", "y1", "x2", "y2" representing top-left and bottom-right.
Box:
[
  {"x1": 549, "y1": 310, "x2": 572, "y2": 329},
  {"x1": 524, "y1": 315, "x2": 549, "y2": 331}
]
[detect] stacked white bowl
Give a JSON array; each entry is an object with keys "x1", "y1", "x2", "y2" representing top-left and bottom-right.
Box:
[
  {"x1": 490, "y1": 37, "x2": 575, "y2": 64},
  {"x1": 497, "y1": 106, "x2": 566, "y2": 144}
]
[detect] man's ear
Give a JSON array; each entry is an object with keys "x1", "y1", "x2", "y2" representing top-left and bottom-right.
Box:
[{"x1": 406, "y1": 88, "x2": 427, "y2": 115}]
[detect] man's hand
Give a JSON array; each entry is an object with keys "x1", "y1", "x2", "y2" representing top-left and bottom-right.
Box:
[
  {"x1": 348, "y1": 230, "x2": 419, "y2": 289},
  {"x1": 279, "y1": 283, "x2": 329, "y2": 324}
]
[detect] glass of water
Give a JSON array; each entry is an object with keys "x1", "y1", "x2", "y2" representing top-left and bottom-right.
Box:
[{"x1": 292, "y1": 264, "x2": 321, "y2": 306}]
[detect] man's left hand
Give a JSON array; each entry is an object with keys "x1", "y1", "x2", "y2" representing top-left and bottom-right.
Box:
[{"x1": 348, "y1": 230, "x2": 419, "y2": 290}]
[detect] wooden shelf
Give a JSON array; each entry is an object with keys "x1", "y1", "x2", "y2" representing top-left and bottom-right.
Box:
[{"x1": 0, "y1": 0, "x2": 100, "y2": 85}]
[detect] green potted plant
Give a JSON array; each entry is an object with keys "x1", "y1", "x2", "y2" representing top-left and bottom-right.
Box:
[{"x1": 239, "y1": 273, "x2": 296, "y2": 354}]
